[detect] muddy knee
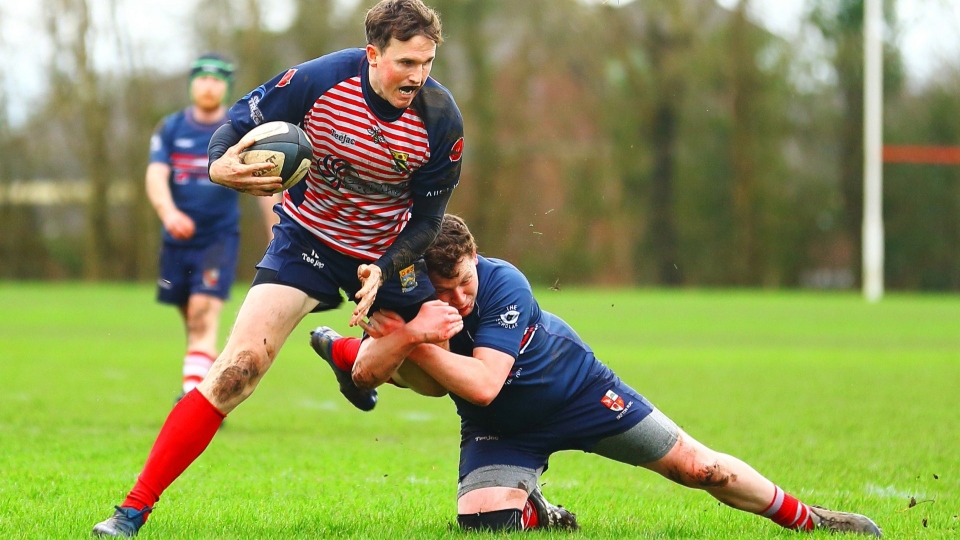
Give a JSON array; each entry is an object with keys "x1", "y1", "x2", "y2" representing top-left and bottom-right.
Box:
[
  {"x1": 671, "y1": 459, "x2": 736, "y2": 489},
  {"x1": 211, "y1": 351, "x2": 264, "y2": 404},
  {"x1": 690, "y1": 460, "x2": 735, "y2": 488}
]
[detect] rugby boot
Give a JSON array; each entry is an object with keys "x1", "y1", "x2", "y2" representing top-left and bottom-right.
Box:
[
  {"x1": 528, "y1": 485, "x2": 579, "y2": 530},
  {"x1": 310, "y1": 326, "x2": 378, "y2": 411},
  {"x1": 810, "y1": 506, "x2": 882, "y2": 537},
  {"x1": 91, "y1": 505, "x2": 151, "y2": 537}
]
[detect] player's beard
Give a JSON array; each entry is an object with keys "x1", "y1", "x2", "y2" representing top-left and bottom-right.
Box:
[{"x1": 195, "y1": 92, "x2": 223, "y2": 114}]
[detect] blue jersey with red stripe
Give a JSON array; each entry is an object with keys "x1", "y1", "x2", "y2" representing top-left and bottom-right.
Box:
[
  {"x1": 149, "y1": 108, "x2": 239, "y2": 246},
  {"x1": 448, "y1": 256, "x2": 609, "y2": 434},
  {"x1": 226, "y1": 48, "x2": 463, "y2": 261}
]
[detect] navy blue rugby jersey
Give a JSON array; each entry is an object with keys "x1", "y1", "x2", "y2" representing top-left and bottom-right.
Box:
[
  {"x1": 227, "y1": 48, "x2": 464, "y2": 260},
  {"x1": 149, "y1": 108, "x2": 238, "y2": 247},
  {"x1": 448, "y1": 256, "x2": 608, "y2": 434}
]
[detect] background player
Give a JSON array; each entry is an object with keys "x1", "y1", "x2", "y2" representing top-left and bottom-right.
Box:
[
  {"x1": 314, "y1": 214, "x2": 883, "y2": 536},
  {"x1": 147, "y1": 53, "x2": 278, "y2": 400},
  {"x1": 92, "y1": 1, "x2": 463, "y2": 536}
]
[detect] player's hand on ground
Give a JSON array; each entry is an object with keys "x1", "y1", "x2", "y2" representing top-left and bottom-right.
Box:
[
  {"x1": 408, "y1": 300, "x2": 463, "y2": 343},
  {"x1": 161, "y1": 209, "x2": 196, "y2": 240},
  {"x1": 360, "y1": 309, "x2": 405, "y2": 339},
  {"x1": 209, "y1": 136, "x2": 283, "y2": 196},
  {"x1": 351, "y1": 264, "x2": 383, "y2": 326}
]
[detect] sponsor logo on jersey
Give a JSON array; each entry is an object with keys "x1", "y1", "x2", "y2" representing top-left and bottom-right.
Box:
[
  {"x1": 203, "y1": 268, "x2": 221, "y2": 288},
  {"x1": 601, "y1": 390, "x2": 625, "y2": 412},
  {"x1": 301, "y1": 249, "x2": 325, "y2": 270},
  {"x1": 390, "y1": 150, "x2": 410, "y2": 173},
  {"x1": 244, "y1": 86, "x2": 266, "y2": 124},
  {"x1": 449, "y1": 137, "x2": 464, "y2": 162},
  {"x1": 616, "y1": 400, "x2": 634, "y2": 420},
  {"x1": 399, "y1": 264, "x2": 418, "y2": 292},
  {"x1": 498, "y1": 305, "x2": 520, "y2": 329},
  {"x1": 174, "y1": 138, "x2": 195, "y2": 148},
  {"x1": 276, "y1": 68, "x2": 297, "y2": 88},
  {"x1": 474, "y1": 435, "x2": 499, "y2": 442},
  {"x1": 316, "y1": 155, "x2": 410, "y2": 197},
  {"x1": 330, "y1": 128, "x2": 356, "y2": 146}
]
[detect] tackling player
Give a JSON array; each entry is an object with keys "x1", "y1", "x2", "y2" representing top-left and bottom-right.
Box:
[
  {"x1": 313, "y1": 214, "x2": 883, "y2": 536},
  {"x1": 92, "y1": 1, "x2": 463, "y2": 536},
  {"x1": 146, "y1": 53, "x2": 278, "y2": 401}
]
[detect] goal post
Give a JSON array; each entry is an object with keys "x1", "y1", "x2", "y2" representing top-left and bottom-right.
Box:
[{"x1": 863, "y1": 0, "x2": 884, "y2": 302}]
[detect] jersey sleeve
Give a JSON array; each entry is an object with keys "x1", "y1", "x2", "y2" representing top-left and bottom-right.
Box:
[
  {"x1": 410, "y1": 82, "x2": 464, "y2": 198},
  {"x1": 227, "y1": 49, "x2": 364, "y2": 135},
  {"x1": 471, "y1": 266, "x2": 535, "y2": 359},
  {"x1": 148, "y1": 115, "x2": 175, "y2": 165}
]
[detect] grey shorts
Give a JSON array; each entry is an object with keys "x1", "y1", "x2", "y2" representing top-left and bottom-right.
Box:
[{"x1": 457, "y1": 408, "x2": 680, "y2": 498}]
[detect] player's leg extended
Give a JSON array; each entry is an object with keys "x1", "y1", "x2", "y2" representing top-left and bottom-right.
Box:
[
  {"x1": 592, "y1": 409, "x2": 881, "y2": 536},
  {"x1": 646, "y1": 427, "x2": 880, "y2": 535},
  {"x1": 199, "y1": 283, "x2": 317, "y2": 411},
  {"x1": 93, "y1": 284, "x2": 318, "y2": 537},
  {"x1": 177, "y1": 294, "x2": 223, "y2": 395}
]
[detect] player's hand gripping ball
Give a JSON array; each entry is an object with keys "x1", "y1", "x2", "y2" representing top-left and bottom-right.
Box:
[{"x1": 239, "y1": 121, "x2": 313, "y2": 192}]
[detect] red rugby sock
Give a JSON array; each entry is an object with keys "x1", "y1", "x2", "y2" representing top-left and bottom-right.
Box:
[
  {"x1": 122, "y1": 389, "x2": 225, "y2": 514},
  {"x1": 331, "y1": 336, "x2": 361, "y2": 371},
  {"x1": 521, "y1": 497, "x2": 540, "y2": 529},
  {"x1": 331, "y1": 336, "x2": 405, "y2": 387},
  {"x1": 760, "y1": 485, "x2": 815, "y2": 531}
]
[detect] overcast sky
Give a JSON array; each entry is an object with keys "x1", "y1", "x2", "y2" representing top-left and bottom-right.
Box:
[{"x1": 3, "y1": 0, "x2": 959, "y2": 126}]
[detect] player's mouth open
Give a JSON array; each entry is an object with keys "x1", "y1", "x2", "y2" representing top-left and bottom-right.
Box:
[
  {"x1": 399, "y1": 86, "x2": 418, "y2": 96},
  {"x1": 456, "y1": 301, "x2": 474, "y2": 317}
]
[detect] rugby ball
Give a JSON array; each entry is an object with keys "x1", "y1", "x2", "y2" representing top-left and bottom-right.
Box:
[{"x1": 239, "y1": 121, "x2": 313, "y2": 191}]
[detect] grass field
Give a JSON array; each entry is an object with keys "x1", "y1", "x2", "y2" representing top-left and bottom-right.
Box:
[{"x1": 0, "y1": 283, "x2": 958, "y2": 539}]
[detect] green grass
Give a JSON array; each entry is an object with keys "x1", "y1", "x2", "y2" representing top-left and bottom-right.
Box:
[{"x1": 0, "y1": 283, "x2": 957, "y2": 539}]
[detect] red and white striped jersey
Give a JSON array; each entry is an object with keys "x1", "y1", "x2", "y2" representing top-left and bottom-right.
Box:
[{"x1": 228, "y1": 48, "x2": 464, "y2": 261}]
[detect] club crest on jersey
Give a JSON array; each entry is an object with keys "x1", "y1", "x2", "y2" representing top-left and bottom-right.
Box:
[
  {"x1": 399, "y1": 265, "x2": 418, "y2": 293},
  {"x1": 601, "y1": 390, "x2": 625, "y2": 412},
  {"x1": 498, "y1": 305, "x2": 520, "y2": 329},
  {"x1": 368, "y1": 127, "x2": 386, "y2": 145},
  {"x1": 391, "y1": 150, "x2": 410, "y2": 173},
  {"x1": 276, "y1": 68, "x2": 297, "y2": 88},
  {"x1": 203, "y1": 268, "x2": 221, "y2": 289},
  {"x1": 449, "y1": 137, "x2": 464, "y2": 162}
]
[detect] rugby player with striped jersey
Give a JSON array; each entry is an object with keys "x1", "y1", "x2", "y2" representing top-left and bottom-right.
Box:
[
  {"x1": 315, "y1": 215, "x2": 882, "y2": 536},
  {"x1": 146, "y1": 54, "x2": 278, "y2": 403},
  {"x1": 93, "y1": 1, "x2": 465, "y2": 536}
]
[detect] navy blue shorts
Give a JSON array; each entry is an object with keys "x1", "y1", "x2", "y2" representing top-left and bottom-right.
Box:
[
  {"x1": 254, "y1": 215, "x2": 436, "y2": 317},
  {"x1": 458, "y1": 372, "x2": 654, "y2": 481},
  {"x1": 156, "y1": 233, "x2": 239, "y2": 306}
]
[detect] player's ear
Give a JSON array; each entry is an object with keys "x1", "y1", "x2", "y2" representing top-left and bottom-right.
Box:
[
  {"x1": 365, "y1": 44, "x2": 381, "y2": 67},
  {"x1": 470, "y1": 248, "x2": 478, "y2": 264}
]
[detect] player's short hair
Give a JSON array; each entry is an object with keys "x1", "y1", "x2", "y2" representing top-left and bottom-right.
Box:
[
  {"x1": 425, "y1": 214, "x2": 475, "y2": 279},
  {"x1": 365, "y1": 0, "x2": 443, "y2": 51}
]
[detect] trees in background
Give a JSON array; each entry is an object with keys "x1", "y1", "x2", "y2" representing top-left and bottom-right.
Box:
[{"x1": 4, "y1": 0, "x2": 960, "y2": 291}]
